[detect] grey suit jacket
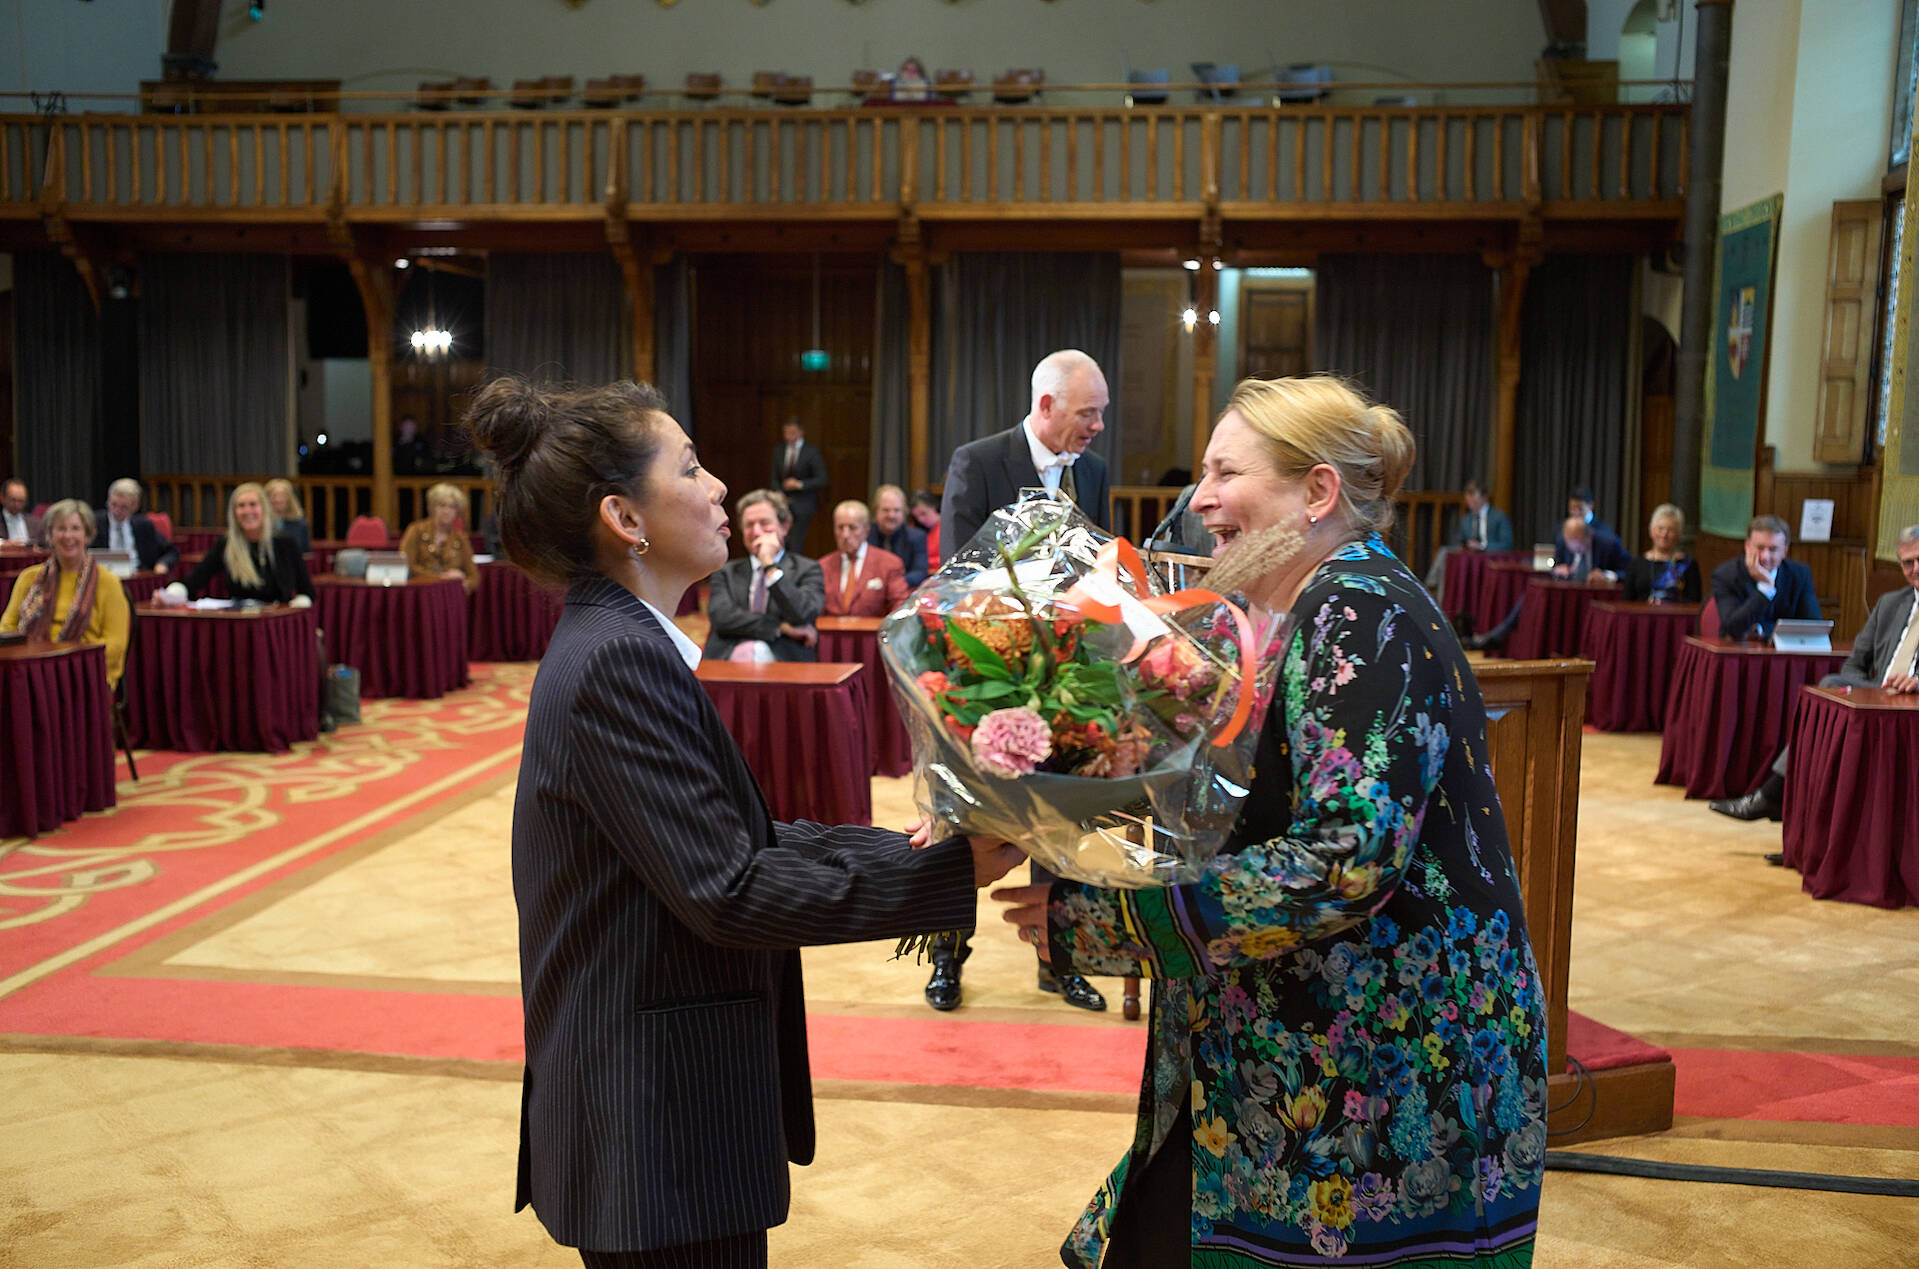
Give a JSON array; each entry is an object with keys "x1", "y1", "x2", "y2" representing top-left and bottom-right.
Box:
[
  {"x1": 1453, "y1": 506, "x2": 1514, "y2": 551},
  {"x1": 702, "y1": 551, "x2": 826, "y2": 662},
  {"x1": 513, "y1": 577, "x2": 977, "y2": 1251},
  {"x1": 938, "y1": 424, "x2": 1111, "y2": 563},
  {"x1": 1834, "y1": 586, "x2": 1919, "y2": 687}
]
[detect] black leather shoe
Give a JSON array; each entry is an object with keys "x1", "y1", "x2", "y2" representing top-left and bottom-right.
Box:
[
  {"x1": 924, "y1": 953, "x2": 962, "y2": 1011},
  {"x1": 1038, "y1": 967, "x2": 1107, "y2": 1012},
  {"x1": 1763, "y1": 852, "x2": 1786, "y2": 867},
  {"x1": 1709, "y1": 789, "x2": 1780, "y2": 822}
]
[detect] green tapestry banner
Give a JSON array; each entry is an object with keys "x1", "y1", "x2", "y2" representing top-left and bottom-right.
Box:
[
  {"x1": 1701, "y1": 194, "x2": 1784, "y2": 538},
  {"x1": 1881, "y1": 113, "x2": 1919, "y2": 558}
]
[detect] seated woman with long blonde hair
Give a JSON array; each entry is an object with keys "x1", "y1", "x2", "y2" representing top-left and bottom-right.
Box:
[
  {"x1": 158, "y1": 483, "x2": 314, "y2": 606},
  {"x1": 1, "y1": 499, "x2": 132, "y2": 688}
]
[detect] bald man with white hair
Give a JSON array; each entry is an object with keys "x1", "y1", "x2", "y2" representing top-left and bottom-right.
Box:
[{"x1": 937, "y1": 348, "x2": 1111, "y2": 564}]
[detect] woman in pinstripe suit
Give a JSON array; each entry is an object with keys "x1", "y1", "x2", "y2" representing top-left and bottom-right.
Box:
[{"x1": 470, "y1": 377, "x2": 1021, "y2": 1269}]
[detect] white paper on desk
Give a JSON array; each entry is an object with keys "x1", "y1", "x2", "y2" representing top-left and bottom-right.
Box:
[
  {"x1": 472, "y1": 554, "x2": 495, "y2": 564},
  {"x1": 188, "y1": 598, "x2": 237, "y2": 610},
  {"x1": 1799, "y1": 499, "x2": 1834, "y2": 543}
]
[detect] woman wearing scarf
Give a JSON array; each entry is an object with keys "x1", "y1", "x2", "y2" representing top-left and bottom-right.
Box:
[{"x1": 1, "y1": 499, "x2": 132, "y2": 688}]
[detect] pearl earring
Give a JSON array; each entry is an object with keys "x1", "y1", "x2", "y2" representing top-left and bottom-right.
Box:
[
  {"x1": 1308, "y1": 514, "x2": 1319, "y2": 526},
  {"x1": 632, "y1": 537, "x2": 651, "y2": 559}
]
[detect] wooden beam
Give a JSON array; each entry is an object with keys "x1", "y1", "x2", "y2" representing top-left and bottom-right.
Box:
[
  {"x1": 903, "y1": 249, "x2": 931, "y2": 492},
  {"x1": 1486, "y1": 229, "x2": 1541, "y2": 516},
  {"x1": 1191, "y1": 260, "x2": 1219, "y2": 473},
  {"x1": 333, "y1": 230, "x2": 396, "y2": 527},
  {"x1": 611, "y1": 242, "x2": 656, "y2": 384}
]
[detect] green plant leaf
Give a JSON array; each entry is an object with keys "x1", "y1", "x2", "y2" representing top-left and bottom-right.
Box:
[{"x1": 943, "y1": 622, "x2": 1011, "y2": 679}]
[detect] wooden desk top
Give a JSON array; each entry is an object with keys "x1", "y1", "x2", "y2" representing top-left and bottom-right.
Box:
[
  {"x1": 1525, "y1": 576, "x2": 1621, "y2": 592},
  {"x1": 817, "y1": 616, "x2": 885, "y2": 634},
  {"x1": 137, "y1": 602, "x2": 305, "y2": 621},
  {"x1": 1686, "y1": 636, "x2": 1854, "y2": 659},
  {"x1": 695, "y1": 661, "x2": 862, "y2": 687},
  {"x1": 1806, "y1": 685, "x2": 1919, "y2": 712},
  {"x1": 0, "y1": 546, "x2": 48, "y2": 557},
  {"x1": 1591, "y1": 601, "x2": 1703, "y2": 616},
  {"x1": 0, "y1": 638, "x2": 98, "y2": 664},
  {"x1": 1472, "y1": 657, "x2": 1597, "y2": 682},
  {"x1": 1488, "y1": 561, "x2": 1544, "y2": 574},
  {"x1": 314, "y1": 574, "x2": 463, "y2": 589}
]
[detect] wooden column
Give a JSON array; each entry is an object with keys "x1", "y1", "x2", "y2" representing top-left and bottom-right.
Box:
[
  {"x1": 611, "y1": 240, "x2": 655, "y2": 383},
  {"x1": 344, "y1": 254, "x2": 396, "y2": 527},
  {"x1": 1191, "y1": 262, "x2": 1220, "y2": 473},
  {"x1": 1488, "y1": 238, "x2": 1538, "y2": 516},
  {"x1": 904, "y1": 251, "x2": 931, "y2": 492}
]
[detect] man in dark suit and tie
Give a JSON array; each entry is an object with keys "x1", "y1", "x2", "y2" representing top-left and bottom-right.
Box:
[
  {"x1": 1709, "y1": 514, "x2": 1820, "y2": 642},
  {"x1": 1554, "y1": 485, "x2": 1629, "y2": 576},
  {"x1": 1712, "y1": 525, "x2": 1919, "y2": 830},
  {"x1": 820, "y1": 500, "x2": 909, "y2": 617},
  {"x1": 1, "y1": 479, "x2": 42, "y2": 546},
  {"x1": 92, "y1": 478, "x2": 180, "y2": 573},
  {"x1": 703, "y1": 490, "x2": 826, "y2": 663},
  {"x1": 771, "y1": 419, "x2": 829, "y2": 557},
  {"x1": 1424, "y1": 478, "x2": 1513, "y2": 591},
  {"x1": 938, "y1": 348, "x2": 1112, "y2": 563},
  {"x1": 928, "y1": 349, "x2": 1113, "y2": 1014}
]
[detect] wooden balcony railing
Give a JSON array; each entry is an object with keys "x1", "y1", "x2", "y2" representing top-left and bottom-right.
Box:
[{"x1": 2, "y1": 102, "x2": 1687, "y2": 223}]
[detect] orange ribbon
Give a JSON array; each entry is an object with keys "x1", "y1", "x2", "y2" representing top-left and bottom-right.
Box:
[{"x1": 1059, "y1": 538, "x2": 1261, "y2": 747}]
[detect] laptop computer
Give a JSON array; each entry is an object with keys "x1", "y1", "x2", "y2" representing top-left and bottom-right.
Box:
[
  {"x1": 363, "y1": 551, "x2": 411, "y2": 586},
  {"x1": 87, "y1": 548, "x2": 137, "y2": 579},
  {"x1": 1771, "y1": 618, "x2": 1833, "y2": 653}
]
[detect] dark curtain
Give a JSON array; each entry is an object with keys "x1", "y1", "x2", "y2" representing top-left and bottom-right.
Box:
[
  {"x1": 652, "y1": 257, "x2": 693, "y2": 433},
  {"x1": 930, "y1": 252, "x2": 1123, "y2": 474},
  {"x1": 138, "y1": 253, "x2": 291, "y2": 476},
  {"x1": 13, "y1": 252, "x2": 102, "y2": 503},
  {"x1": 870, "y1": 259, "x2": 910, "y2": 489},
  {"x1": 1511, "y1": 255, "x2": 1636, "y2": 547},
  {"x1": 484, "y1": 253, "x2": 623, "y2": 387},
  {"x1": 1314, "y1": 254, "x2": 1494, "y2": 495}
]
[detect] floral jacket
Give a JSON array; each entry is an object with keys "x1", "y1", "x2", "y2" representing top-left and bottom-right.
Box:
[{"x1": 1048, "y1": 537, "x2": 1547, "y2": 1268}]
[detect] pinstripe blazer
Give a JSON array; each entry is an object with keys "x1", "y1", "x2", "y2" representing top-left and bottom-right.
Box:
[{"x1": 512, "y1": 575, "x2": 978, "y2": 1253}]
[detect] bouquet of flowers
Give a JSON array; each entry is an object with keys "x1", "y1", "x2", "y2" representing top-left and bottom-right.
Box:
[{"x1": 880, "y1": 491, "x2": 1286, "y2": 890}]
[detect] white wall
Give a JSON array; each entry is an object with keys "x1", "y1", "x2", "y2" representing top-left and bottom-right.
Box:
[
  {"x1": 157, "y1": 0, "x2": 1550, "y2": 103},
  {"x1": 2, "y1": 0, "x2": 169, "y2": 99},
  {"x1": 1719, "y1": 0, "x2": 1899, "y2": 470},
  {"x1": 1588, "y1": 0, "x2": 1698, "y2": 102}
]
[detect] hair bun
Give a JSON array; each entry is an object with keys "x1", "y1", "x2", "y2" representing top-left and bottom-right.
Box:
[
  {"x1": 1367, "y1": 404, "x2": 1416, "y2": 502},
  {"x1": 466, "y1": 375, "x2": 547, "y2": 475}
]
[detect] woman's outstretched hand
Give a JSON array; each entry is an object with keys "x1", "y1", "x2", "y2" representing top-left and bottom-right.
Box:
[{"x1": 991, "y1": 882, "x2": 1052, "y2": 960}]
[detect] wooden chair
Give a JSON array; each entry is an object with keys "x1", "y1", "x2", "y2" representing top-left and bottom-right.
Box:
[
  {"x1": 770, "y1": 74, "x2": 813, "y2": 107},
  {"x1": 993, "y1": 68, "x2": 1044, "y2": 104},
  {"x1": 850, "y1": 70, "x2": 888, "y2": 104},
  {"x1": 416, "y1": 80, "x2": 456, "y2": 111},
  {"x1": 510, "y1": 76, "x2": 573, "y2": 109},
  {"x1": 934, "y1": 69, "x2": 974, "y2": 100},
  {"x1": 750, "y1": 71, "x2": 780, "y2": 100},
  {"x1": 583, "y1": 78, "x2": 622, "y2": 108},
  {"x1": 146, "y1": 511, "x2": 173, "y2": 543},
  {"x1": 683, "y1": 72, "x2": 723, "y2": 104},
  {"x1": 113, "y1": 606, "x2": 139, "y2": 783},
  {"x1": 453, "y1": 77, "x2": 493, "y2": 107}
]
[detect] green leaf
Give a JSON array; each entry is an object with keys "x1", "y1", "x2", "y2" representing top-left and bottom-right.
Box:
[
  {"x1": 943, "y1": 622, "x2": 1011, "y2": 679},
  {"x1": 948, "y1": 678, "x2": 1021, "y2": 703}
]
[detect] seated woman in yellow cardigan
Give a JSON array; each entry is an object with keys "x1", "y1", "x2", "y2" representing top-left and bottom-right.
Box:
[{"x1": 1, "y1": 499, "x2": 132, "y2": 688}]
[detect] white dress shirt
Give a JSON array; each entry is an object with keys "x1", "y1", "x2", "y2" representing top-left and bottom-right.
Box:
[
  {"x1": 641, "y1": 597, "x2": 703, "y2": 670},
  {"x1": 1883, "y1": 589, "x2": 1919, "y2": 686},
  {"x1": 1, "y1": 510, "x2": 27, "y2": 543},
  {"x1": 1022, "y1": 418, "x2": 1076, "y2": 492},
  {"x1": 111, "y1": 516, "x2": 135, "y2": 556}
]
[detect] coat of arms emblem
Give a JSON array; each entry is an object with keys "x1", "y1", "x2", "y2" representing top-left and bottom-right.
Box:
[{"x1": 1726, "y1": 285, "x2": 1755, "y2": 379}]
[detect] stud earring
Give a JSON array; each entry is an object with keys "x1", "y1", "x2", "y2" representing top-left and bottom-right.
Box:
[
  {"x1": 1308, "y1": 514, "x2": 1319, "y2": 526},
  {"x1": 632, "y1": 536, "x2": 651, "y2": 558}
]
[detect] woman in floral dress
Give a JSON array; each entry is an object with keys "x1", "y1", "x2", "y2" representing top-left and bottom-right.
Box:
[{"x1": 998, "y1": 377, "x2": 1547, "y2": 1268}]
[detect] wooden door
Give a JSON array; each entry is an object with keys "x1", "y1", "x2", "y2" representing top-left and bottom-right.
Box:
[
  {"x1": 1240, "y1": 283, "x2": 1313, "y2": 380},
  {"x1": 1812, "y1": 200, "x2": 1884, "y2": 465}
]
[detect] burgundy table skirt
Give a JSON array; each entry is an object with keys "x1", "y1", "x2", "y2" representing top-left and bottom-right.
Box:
[
  {"x1": 120, "y1": 571, "x2": 167, "y2": 605},
  {"x1": 697, "y1": 664, "x2": 873, "y2": 827},
  {"x1": 1655, "y1": 637, "x2": 1846, "y2": 800},
  {"x1": 316, "y1": 576, "x2": 470, "y2": 700},
  {"x1": 1503, "y1": 578, "x2": 1619, "y2": 661},
  {"x1": 0, "y1": 641, "x2": 115, "y2": 837},
  {"x1": 1, "y1": 550, "x2": 49, "y2": 591},
  {"x1": 1441, "y1": 549, "x2": 1529, "y2": 621},
  {"x1": 180, "y1": 530, "x2": 223, "y2": 554},
  {"x1": 1582, "y1": 602, "x2": 1700, "y2": 732},
  {"x1": 1782, "y1": 687, "x2": 1919, "y2": 908},
  {"x1": 469, "y1": 561, "x2": 562, "y2": 661},
  {"x1": 817, "y1": 620, "x2": 913, "y2": 778},
  {"x1": 1474, "y1": 562, "x2": 1538, "y2": 638},
  {"x1": 126, "y1": 607, "x2": 321, "y2": 753}
]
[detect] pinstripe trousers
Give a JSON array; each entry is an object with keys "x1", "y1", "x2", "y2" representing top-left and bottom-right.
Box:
[{"x1": 580, "y1": 1230, "x2": 766, "y2": 1268}]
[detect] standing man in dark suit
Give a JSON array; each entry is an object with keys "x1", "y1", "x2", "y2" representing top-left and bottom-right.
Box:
[
  {"x1": 704, "y1": 489, "x2": 825, "y2": 663},
  {"x1": 867, "y1": 484, "x2": 929, "y2": 588},
  {"x1": 1, "y1": 479, "x2": 42, "y2": 546},
  {"x1": 938, "y1": 348, "x2": 1112, "y2": 563},
  {"x1": 466, "y1": 376, "x2": 1021, "y2": 1267},
  {"x1": 93, "y1": 478, "x2": 180, "y2": 573},
  {"x1": 928, "y1": 348, "x2": 1112, "y2": 1014},
  {"x1": 1712, "y1": 525, "x2": 1919, "y2": 831},
  {"x1": 1710, "y1": 514, "x2": 1820, "y2": 641},
  {"x1": 771, "y1": 418, "x2": 829, "y2": 558}
]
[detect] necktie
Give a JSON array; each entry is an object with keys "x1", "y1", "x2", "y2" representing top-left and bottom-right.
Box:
[
  {"x1": 751, "y1": 566, "x2": 768, "y2": 613},
  {"x1": 785, "y1": 444, "x2": 797, "y2": 477},
  {"x1": 1478, "y1": 510, "x2": 1486, "y2": 543},
  {"x1": 116, "y1": 520, "x2": 132, "y2": 555},
  {"x1": 1059, "y1": 462, "x2": 1078, "y2": 504},
  {"x1": 841, "y1": 556, "x2": 858, "y2": 608},
  {"x1": 1885, "y1": 598, "x2": 1919, "y2": 685}
]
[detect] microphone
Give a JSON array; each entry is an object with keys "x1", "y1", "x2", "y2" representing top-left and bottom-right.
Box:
[{"x1": 1146, "y1": 484, "x2": 1199, "y2": 548}]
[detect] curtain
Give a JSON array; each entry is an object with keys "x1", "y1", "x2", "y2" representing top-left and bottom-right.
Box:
[
  {"x1": 484, "y1": 253, "x2": 623, "y2": 387},
  {"x1": 13, "y1": 252, "x2": 102, "y2": 503},
  {"x1": 930, "y1": 252, "x2": 1124, "y2": 473},
  {"x1": 870, "y1": 259, "x2": 910, "y2": 490},
  {"x1": 1313, "y1": 253, "x2": 1494, "y2": 494},
  {"x1": 138, "y1": 253, "x2": 290, "y2": 476},
  {"x1": 652, "y1": 257, "x2": 694, "y2": 433},
  {"x1": 1511, "y1": 255, "x2": 1637, "y2": 547}
]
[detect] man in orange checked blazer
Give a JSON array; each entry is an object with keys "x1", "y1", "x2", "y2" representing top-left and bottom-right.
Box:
[{"x1": 818, "y1": 500, "x2": 909, "y2": 618}]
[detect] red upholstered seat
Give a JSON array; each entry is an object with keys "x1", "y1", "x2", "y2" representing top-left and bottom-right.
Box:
[
  {"x1": 345, "y1": 516, "x2": 392, "y2": 548},
  {"x1": 147, "y1": 511, "x2": 173, "y2": 541},
  {"x1": 1699, "y1": 597, "x2": 1720, "y2": 639}
]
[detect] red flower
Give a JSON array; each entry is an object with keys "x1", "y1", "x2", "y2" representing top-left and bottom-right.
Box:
[
  {"x1": 944, "y1": 715, "x2": 976, "y2": 743},
  {"x1": 917, "y1": 670, "x2": 952, "y2": 695}
]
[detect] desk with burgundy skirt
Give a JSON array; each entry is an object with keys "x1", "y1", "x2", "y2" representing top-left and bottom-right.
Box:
[
  {"x1": 0, "y1": 640, "x2": 115, "y2": 837},
  {"x1": 816, "y1": 616, "x2": 913, "y2": 778},
  {"x1": 1474, "y1": 560, "x2": 1539, "y2": 640},
  {"x1": 1502, "y1": 576, "x2": 1620, "y2": 661},
  {"x1": 1581, "y1": 601, "x2": 1700, "y2": 733},
  {"x1": 1440, "y1": 549, "x2": 1530, "y2": 623},
  {"x1": 0, "y1": 548, "x2": 49, "y2": 591},
  {"x1": 468, "y1": 560, "x2": 563, "y2": 661},
  {"x1": 1781, "y1": 686, "x2": 1919, "y2": 908},
  {"x1": 695, "y1": 661, "x2": 873, "y2": 827},
  {"x1": 1655, "y1": 637, "x2": 1848, "y2": 800},
  {"x1": 315, "y1": 576, "x2": 470, "y2": 699},
  {"x1": 126, "y1": 605, "x2": 321, "y2": 752}
]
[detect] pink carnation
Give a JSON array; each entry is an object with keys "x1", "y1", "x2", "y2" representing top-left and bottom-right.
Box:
[{"x1": 970, "y1": 706, "x2": 1053, "y2": 778}]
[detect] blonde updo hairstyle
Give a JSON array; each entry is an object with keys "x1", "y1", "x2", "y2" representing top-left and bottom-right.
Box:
[{"x1": 1223, "y1": 376, "x2": 1416, "y2": 537}]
